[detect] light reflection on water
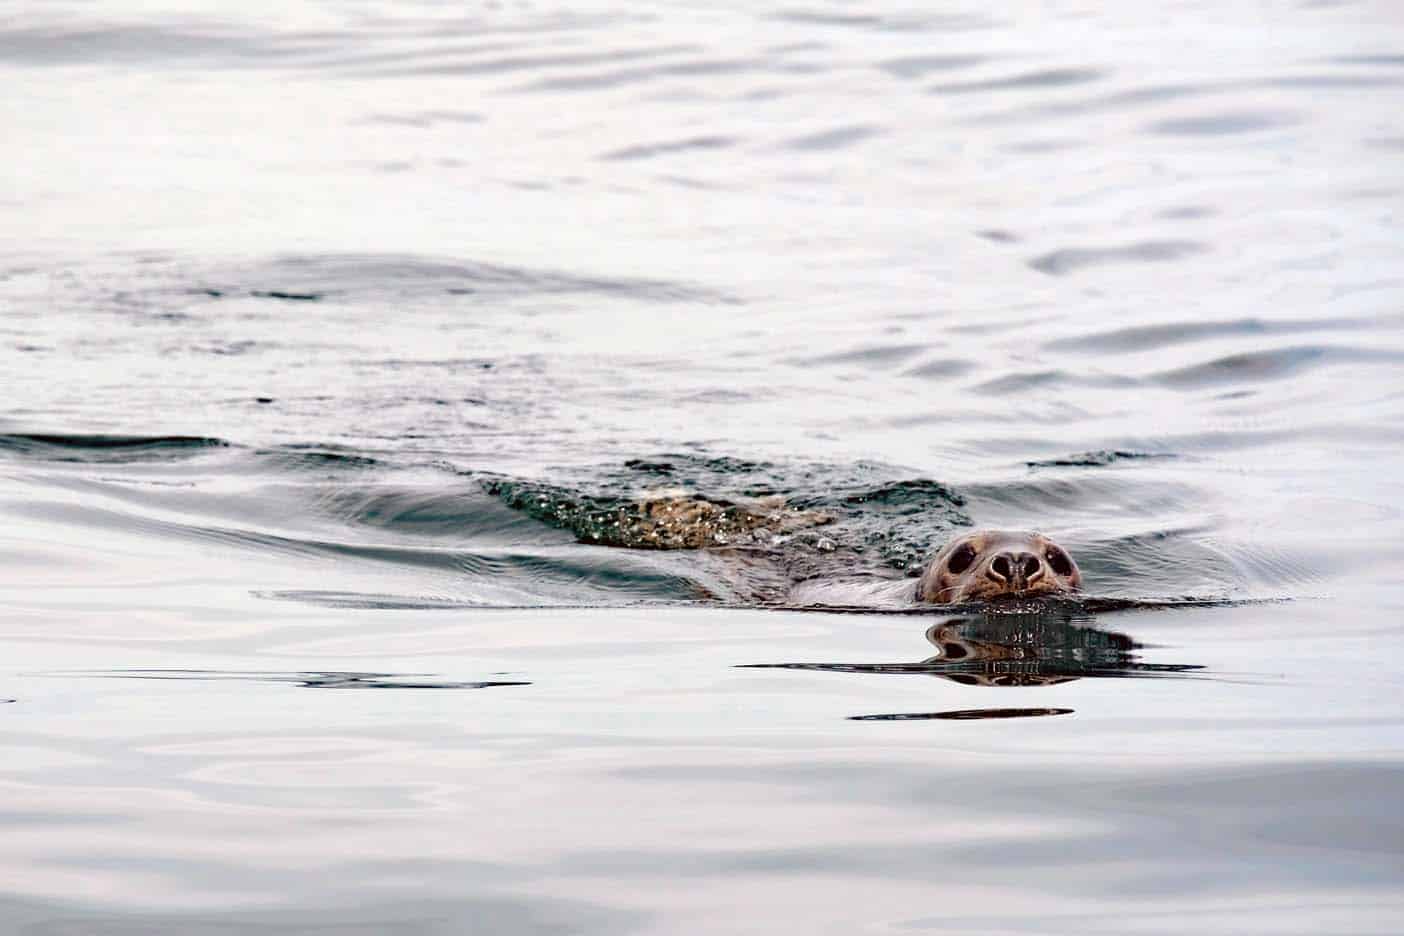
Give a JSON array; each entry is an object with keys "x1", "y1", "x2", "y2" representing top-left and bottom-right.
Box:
[{"x1": 3, "y1": 0, "x2": 1404, "y2": 931}]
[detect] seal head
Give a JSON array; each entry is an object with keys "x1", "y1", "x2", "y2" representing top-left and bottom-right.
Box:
[{"x1": 917, "y1": 529, "x2": 1081, "y2": 604}]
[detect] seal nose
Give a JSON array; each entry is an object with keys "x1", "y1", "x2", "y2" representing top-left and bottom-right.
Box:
[{"x1": 987, "y1": 551, "x2": 1045, "y2": 590}]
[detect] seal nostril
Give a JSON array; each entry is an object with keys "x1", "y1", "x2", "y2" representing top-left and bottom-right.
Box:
[
  {"x1": 1021, "y1": 555, "x2": 1041, "y2": 579},
  {"x1": 990, "y1": 555, "x2": 1012, "y2": 580}
]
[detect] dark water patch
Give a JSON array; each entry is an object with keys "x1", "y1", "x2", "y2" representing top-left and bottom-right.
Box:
[
  {"x1": 600, "y1": 135, "x2": 739, "y2": 161},
  {"x1": 195, "y1": 339, "x2": 264, "y2": 356},
  {"x1": 931, "y1": 67, "x2": 1104, "y2": 95},
  {"x1": 0, "y1": 894, "x2": 637, "y2": 936},
  {"x1": 512, "y1": 58, "x2": 759, "y2": 93},
  {"x1": 1027, "y1": 450, "x2": 1176, "y2": 468},
  {"x1": 1029, "y1": 240, "x2": 1208, "y2": 276},
  {"x1": 357, "y1": 357, "x2": 496, "y2": 371},
  {"x1": 765, "y1": 40, "x2": 830, "y2": 55},
  {"x1": 903, "y1": 358, "x2": 976, "y2": 380},
  {"x1": 851, "y1": 708, "x2": 1075, "y2": 721},
  {"x1": 1153, "y1": 345, "x2": 1404, "y2": 388},
  {"x1": 782, "y1": 125, "x2": 882, "y2": 151},
  {"x1": 1158, "y1": 205, "x2": 1216, "y2": 219},
  {"x1": 744, "y1": 614, "x2": 1206, "y2": 695},
  {"x1": 197, "y1": 253, "x2": 730, "y2": 305},
  {"x1": 355, "y1": 44, "x2": 697, "y2": 79},
  {"x1": 623, "y1": 459, "x2": 679, "y2": 474},
  {"x1": 999, "y1": 137, "x2": 1084, "y2": 153},
  {"x1": 248, "y1": 289, "x2": 321, "y2": 302},
  {"x1": 971, "y1": 369, "x2": 1136, "y2": 395},
  {"x1": 251, "y1": 445, "x2": 384, "y2": 473},
  {"x1": 974, "y1": 73, "x2": 1381, "y2": 124},
  {"x1": 0, "y1": 433, "x2": 227, "y2": 463},
  {"x1": 1331, "y1": 54, "x2": 1404, "y2": 66},
  {"x1": 678, "y1": 388, "x2": 756, "y2": 405},
  {"x1": 357, "y1": 110, "x2": 484, "y2": 128},
  {"x1": 877, "y1": 54, "x2": 985, "y2": 79},
  {"x1": 0, "y1": 23, "x2": 334, "y2": 68},
  {"x1": 1045, "y1": 315, "x2": 1367, "y2": 352},
  {"x1": 316, "y1": 484, "x2": 570, "y2": 542},
  {"x1": 1265, "y1": 73, "x2": 1403, "y2": 89},
  {"x1": 1147, "y1": 110, "x2": 1299, "y2": 135},
  {"x1": 981, "y1": 82, "x2": 1221, "y2": 121},
  {"x1": 256, "y1": 590, "x2": 502, "y2": 610},
  {"x1": 655, "y1": 173, "x2": 727, "y2": 190},
  {"x1": 837, "y1": 478, "x2": 960, "y2": 510},
  {"x1": 58, "y1": 670, "x2": 530, "y2": 690},
  {"x1": 792, "y1": 344, "x2": 929, "y2": 368},
  {"x1": 774, "y1": 10, "x2": 886, "y2": 27},
  {"x1": 771, "y1": 9, "x2": 984, "y2": 31}
]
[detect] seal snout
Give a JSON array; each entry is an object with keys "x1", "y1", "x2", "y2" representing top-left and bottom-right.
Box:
[
  {"x1": 986, "y1": 551, "x2": 1046, "y2": 592},
  {"x1": 916, "y1": 529, "x2": 1082, "y2": 604}
]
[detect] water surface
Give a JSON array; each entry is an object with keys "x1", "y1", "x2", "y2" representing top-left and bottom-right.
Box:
[{"x1": 3, "y1": 0, "x2": 1403, "y2": 932}]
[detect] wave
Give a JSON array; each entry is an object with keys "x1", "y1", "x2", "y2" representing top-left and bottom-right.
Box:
[{"x1": 0, "y1": 433, "x2": 227, "y2": 462}]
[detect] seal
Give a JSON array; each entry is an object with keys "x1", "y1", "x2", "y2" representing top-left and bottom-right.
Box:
[{"x1": 916, "y1": 529, "x2": 1081, "y2": 603}]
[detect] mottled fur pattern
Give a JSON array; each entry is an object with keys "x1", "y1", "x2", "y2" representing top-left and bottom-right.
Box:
[{"x1": 634, "y1": 491, "x2": 833, "y2": 549}]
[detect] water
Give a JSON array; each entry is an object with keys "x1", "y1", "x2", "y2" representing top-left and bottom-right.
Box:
[{"x1": 3, "y1": 0, "x2": 1404, "y2": 932}]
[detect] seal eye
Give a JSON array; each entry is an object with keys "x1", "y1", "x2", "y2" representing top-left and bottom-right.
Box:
[
  {"x1": 1046, "y1": 547, "x2": 1073, "y2": 577},
  {"x1": 947, "y1": 543, "x2": 977, "y2": 574}
]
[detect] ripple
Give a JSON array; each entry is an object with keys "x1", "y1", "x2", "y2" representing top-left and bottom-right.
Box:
[
  {"x1": 971, "y1": 370, "x2": 1136, "y2": 395},
  {"x1": 512, "y1": 58, "x2": 760, "y2": 93},
  {"x1": 356, "y1": 110, "x2": 483, "y2": 128},
  {"x1": 56, "y1": 669, "x2": 530, "y2": 690},
  {"x1": 1046, "y1": 316, "x2": 1369, "y2": 353},
  {"x1": 1074, "y1": 529, "x2": 1249, "y2": 598},
  {"x1": 851, "y1": 708, "x2": 1075, "y2": 721},
  {"x1": 0, "y1": 433, "x2": 227, "y2": 462},
  {"x1": 355, "y1": 44, "x2": 698, "y2": 79},
  {"x1": 1331, "y1": 54, "x2": 1404, "y2": 66},
  {"x1": 599, "y1": 135, "x2": 740, "y2": 161},
  {"x1": 0, "y1": 23, "x2": 333, "y2": 67},
  {"x1": 876, "y1": 54, "x2": 985, "y2": 79},
  {"x1": 792, "y1": 344, "x2": 929, "y2": 368},
  {"x1": 1153, "y1": 345, "x2": 1404, "y2": 388},
  {"x1": 1028, "y1": 240, "x2": 1208, "y2": 276},
  {"x1": 771, "y1": 9, "x2": 988, "y2": 31},
  {"x1": 1146, "y1": 110, "x2": 1300, "y2": 136},
  {"x1": 931, "y1": 67, "x2": 1104, "y2": 95},
  {"x1": 195, "y1": 252, "x2": 731, "y2": 304},
  {"x1": 256, "y1": 590, "x2": 495, "y2": 610},
  {"x1": 1026, "y1": 450, "x2": 1175, "y2": 469},
  {"x1": 782, "y1": 124, "x2": 882, "y2": 151},
  {"x1": 903, "y1": 358, "x2": 976, "y2": 380}
]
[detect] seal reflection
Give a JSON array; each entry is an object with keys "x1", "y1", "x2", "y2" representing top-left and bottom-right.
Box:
[{"x1": 742, "y1": 611, "x2": 1204, "y2": 720}]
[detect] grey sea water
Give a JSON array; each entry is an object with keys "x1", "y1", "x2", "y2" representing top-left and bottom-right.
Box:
[{"x1": 3, "y1": 1, "x2": 1403, "y2": 933}]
